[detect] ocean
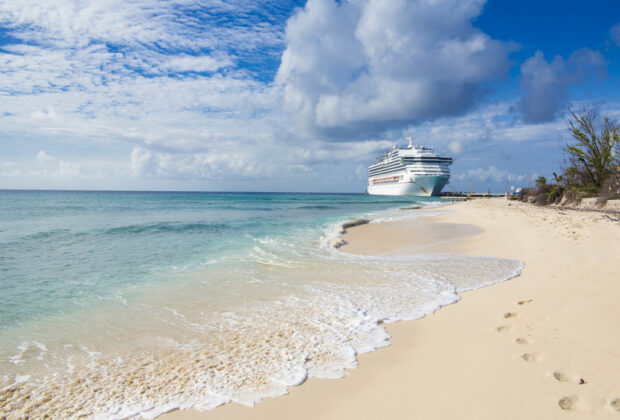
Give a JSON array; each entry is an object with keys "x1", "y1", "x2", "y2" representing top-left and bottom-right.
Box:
[{"x1": 0, "y1": 191, "x2": 522, "y2": 418}]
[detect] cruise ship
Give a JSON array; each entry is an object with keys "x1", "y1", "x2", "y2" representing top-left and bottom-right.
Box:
[{"x1": 367, "y1": 137, "x2": 452, "y2": 196}]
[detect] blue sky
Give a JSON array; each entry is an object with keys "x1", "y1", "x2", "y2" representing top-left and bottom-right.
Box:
[{"x1": 0, "y1": 0, "x2": 619, "y2": 193}]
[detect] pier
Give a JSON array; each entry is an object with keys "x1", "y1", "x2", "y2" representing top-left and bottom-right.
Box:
[{"x1": 439, "y1": 192, "x2": 504, "y2": 200}]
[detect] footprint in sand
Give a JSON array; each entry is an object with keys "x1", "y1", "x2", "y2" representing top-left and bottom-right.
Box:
[
  {"x1": 559, "y1": 396, "x2": 577, "y2": 411},
  {"x1": 518, "y1": 299, "x2": 534, "y2": 305},
  {"x1": 515, "y1": 337, "x2": 530, "y2": 345},
  {"x1": 553, "y1": 371, "x2": 568, "y2": 382},
  {"x1": 504, "y1": 312, "x2": 518, "y2": 319},
  {"x1": 552, "y1": 371, "x2": 587, "y2": 384},
  {"x1": 521, "y1": 353, "x2": 537, "y2": 362},
  {"x1": 611, "y1": 398, "x2": 620, "y2": 411},
  {"x1": 496, "y1": 325, "x2": 511, "y2": 333}
]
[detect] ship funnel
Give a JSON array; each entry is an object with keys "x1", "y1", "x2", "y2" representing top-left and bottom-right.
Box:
[{"x1": 407, "y1": 136, "x2": 414, "y2": 148}]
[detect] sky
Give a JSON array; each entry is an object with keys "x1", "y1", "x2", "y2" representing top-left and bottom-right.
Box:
[{"x1": 0, "y1": 0, "x2": 619, "y2": 193}]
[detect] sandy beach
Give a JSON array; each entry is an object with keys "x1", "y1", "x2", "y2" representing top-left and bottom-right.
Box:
[{"x1": 164, "y1": 198, "x2": 620, "y2": 419}]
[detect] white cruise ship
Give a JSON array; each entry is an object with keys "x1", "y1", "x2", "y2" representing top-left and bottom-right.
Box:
[{"x1": 367, "y1": 137, "x2": 452, "y2": 196}]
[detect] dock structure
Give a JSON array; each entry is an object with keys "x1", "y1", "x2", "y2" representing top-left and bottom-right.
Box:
[{"x1": 439, "y1": 192, "x2": 503, "y2": 199}]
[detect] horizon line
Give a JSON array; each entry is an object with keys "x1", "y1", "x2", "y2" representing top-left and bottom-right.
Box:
[{"x1": 0, "y1": 188, "x2": 505, "y2": 195}]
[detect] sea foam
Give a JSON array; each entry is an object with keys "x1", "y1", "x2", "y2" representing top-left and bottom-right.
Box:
[{"x1": 0, "y1": 248, "x2": 522, "y2": 419}]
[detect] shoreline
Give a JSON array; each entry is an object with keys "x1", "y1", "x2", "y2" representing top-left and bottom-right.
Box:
[{"x1": 163, "y1": 198, "x2": 620, "y2": 419}]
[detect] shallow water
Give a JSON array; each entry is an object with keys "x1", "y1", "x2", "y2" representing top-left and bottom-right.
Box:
[{"x1": 0, "y1": 191, "x2": 522, "y2": 418}]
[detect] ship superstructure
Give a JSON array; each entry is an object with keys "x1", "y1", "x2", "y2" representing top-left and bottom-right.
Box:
[{"x1": 367, "y1": 137, "x2": 452, "y2": 196}]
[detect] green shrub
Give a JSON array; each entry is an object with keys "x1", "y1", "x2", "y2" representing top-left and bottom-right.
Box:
[
  {"x1": 535, "y1": 176, "x2": 547, "y2": 186},
  {"x1": 548, "y1": 186, "x2": 564, "y2": 203},
  {"x1": 529, "y1": 184, "x2": 554, "y2": 205}
]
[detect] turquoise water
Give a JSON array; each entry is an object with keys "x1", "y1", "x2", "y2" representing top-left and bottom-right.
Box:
[
  {"x1": 0, "y1": 191, "x2": 522, "y2": 418},
  {"x1": 1, "y1": 191, "x2": 438, "y2": 327}
]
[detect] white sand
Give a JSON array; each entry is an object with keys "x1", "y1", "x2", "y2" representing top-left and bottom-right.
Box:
[{"x1": 164, "y1": 198, "x2": 620, "y2": 419}]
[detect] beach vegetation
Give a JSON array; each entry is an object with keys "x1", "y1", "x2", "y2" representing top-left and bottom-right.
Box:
[
  {"x1": 600, "y1": 166, "x2": 620, "y2": 198},
  {"x1": 547, "y1": 172, "x2": 565, "y2": 203},
  {"x1": 518, "y1": 173, "x2": 565, "y2": 205},
  {"x1": 518, "y1": 106, "x2": 619, "y2": 206},
  {"x1": 519, "y1": 183, "x2": 557, "y2": 205},
  {"x1": 562, "y1": 107, "x2": 619, "y2": 192},
  {"x1": 548, "y1": 186, "x2": 564, "y2": 203}
]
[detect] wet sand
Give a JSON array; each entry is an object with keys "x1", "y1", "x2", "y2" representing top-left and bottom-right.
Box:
[
  {"x1": 164, "y1": 198, "x2": 620, "y2": 419},
  {"x1": 341, "y1": 216, "x2": 482, "y2": 255}
]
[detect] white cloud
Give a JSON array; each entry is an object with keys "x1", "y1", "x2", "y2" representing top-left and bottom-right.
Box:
[
  {"x1": 276, "y1": 0, "x2": 513, "y2": 138},
  {"x1": 448, "y1": 141, "x2": 464, "y2": 155},
  {"x1": 36, "y1": 150, "x2": 55, "y2": 162},
  {"x1": 518, "y1": 49, "x2": 607, "y2": 123},
  {"x1": 457, "y1": 165, "x2": 525, "y2": 183},
  {"x1": 58, "y1": 160, "x2": 81, "y2": 178},
  {"x1": 0, "y1": 168, "x2": 48, "y2": 178},
  {"x1": 130, "y1": 147, "x2": 154, "y2": 176},
  {"x1": 0, "y1": 0, "x2": 616, "y2": 193},
  {"x1": 127, "y1": 137, "x2": 391, "y2": 181},
  {"x1": 160, "y1": 55, "x2": 233, "y2": 73},
  {"x1": 0, "y1": 0, "x2": 284, "y2": 52},
  {"x1": 1, "y1": 158, "x2": 83, "y2": 181},
  {"x1": 399, "y1": 100, "x2": 567, "y2": 154}
]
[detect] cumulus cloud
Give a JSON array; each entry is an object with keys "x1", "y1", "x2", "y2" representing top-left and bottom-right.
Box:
[
  {"x1": 276, "y1": 0, "x2": 513, "y2": 138},
  {"x1": 518, "y1": 49, "x2": 607, "y2": 123}
]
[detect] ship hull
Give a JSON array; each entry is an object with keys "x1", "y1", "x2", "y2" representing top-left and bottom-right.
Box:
[{"x1": 367, "y1": 175, "x2": 449, "y2": 196}]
